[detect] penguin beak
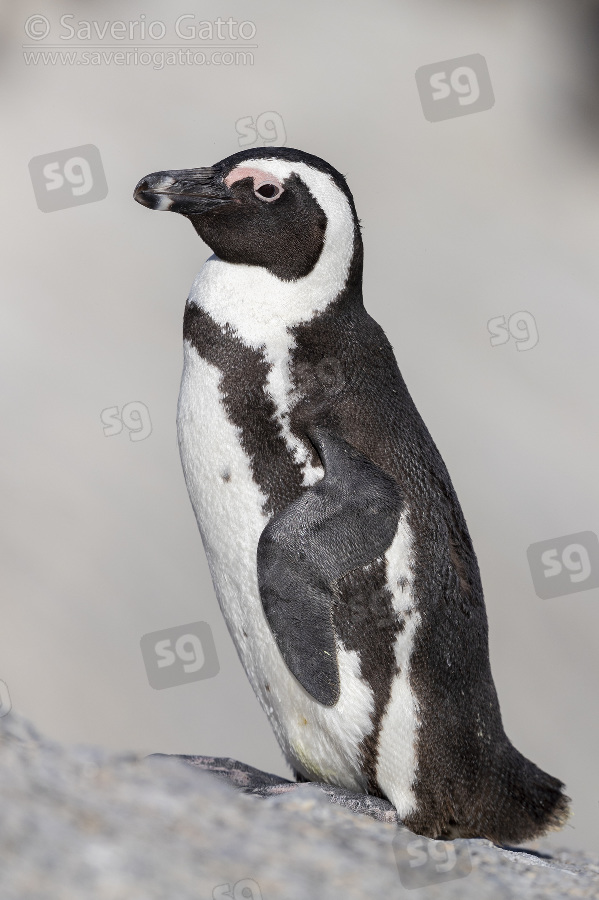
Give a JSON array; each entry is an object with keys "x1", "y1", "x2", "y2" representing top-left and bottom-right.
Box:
[{"x1": 133, "y1": 167, "x2": 232, "y2": 216}]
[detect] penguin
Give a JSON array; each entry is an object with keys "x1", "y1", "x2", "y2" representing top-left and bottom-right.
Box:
[{"x1": 133, "y1": 147, "x2": 570, "y2": 844}]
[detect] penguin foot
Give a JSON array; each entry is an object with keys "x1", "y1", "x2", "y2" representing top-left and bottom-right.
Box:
[
  {"x1": 148, "y1": 754, "x2": 400, "y2": 824},
  {"x1": 308, "y1": 782, "x2": 400, "y2": 824}
]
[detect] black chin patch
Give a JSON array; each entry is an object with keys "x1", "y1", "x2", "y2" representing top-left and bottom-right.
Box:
[{"x1": 188, "y1": 174, "x2": 327, "y2": 281}]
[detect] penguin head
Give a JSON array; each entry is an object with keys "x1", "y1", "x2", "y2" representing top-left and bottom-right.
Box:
[{"x1": 134, "y1": 147, "x2": 362, "y2": 283}]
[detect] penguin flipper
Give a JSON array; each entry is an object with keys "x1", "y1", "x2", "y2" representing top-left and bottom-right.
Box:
[{"x1": 257, "y1": 426, "x2": 403, "y2": 707}]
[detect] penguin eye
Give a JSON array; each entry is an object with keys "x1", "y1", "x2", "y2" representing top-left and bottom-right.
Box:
[{"x1": 255, "y1": 182, "x2": 282, "y2": 202}]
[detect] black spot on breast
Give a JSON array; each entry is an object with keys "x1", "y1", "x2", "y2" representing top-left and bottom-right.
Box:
[{"x1": 221, "y1": 469, "x2": 231, "y2": 482}]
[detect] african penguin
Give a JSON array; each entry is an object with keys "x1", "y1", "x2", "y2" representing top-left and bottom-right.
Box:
[{"x1": 134, "y1": 147, "x2": 570, "y2": 844}]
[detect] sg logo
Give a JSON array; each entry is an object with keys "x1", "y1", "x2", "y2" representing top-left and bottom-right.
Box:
[
  {"x1": 140, "y1": 621, "x2": 220, "y2": 689},
  {"x1": 29, "y1": 144, "x2": 108, "y2": 212},
  {"x1": 213, "y1": 878, "x2": 263, "y2": 899},
  {"x1": 527, "y1": 532, "x2": 599, "y2": 599},
  {"x1": 236, "y1": 111, "x2": 286, "y2": 148},
  {"x1": 488, "y1": 311, "x2": 539, "y2": 351},
  {"x1": 415, "y1": 54, "x2": 494, "y2": 122},
  {"x1": 393, "y1": 829, "x2": 472, "y2": 889},
  {"x1": 294, "y1": 357, "x2": 346, "y2": 396},
  {"x1": 101, "y1": 401, "x2": 152, "y2": 442}
]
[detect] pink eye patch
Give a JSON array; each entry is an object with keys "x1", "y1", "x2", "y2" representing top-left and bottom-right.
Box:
[{"x1": 224, "y1": 166, "x2": 284, "y2": 201}]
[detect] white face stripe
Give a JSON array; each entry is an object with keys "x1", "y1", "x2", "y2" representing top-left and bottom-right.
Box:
[{"x1": 188, "y1": 158, "x2": 356, "y2": 486}]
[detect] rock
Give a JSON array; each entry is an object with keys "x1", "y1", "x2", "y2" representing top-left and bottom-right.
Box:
[{"x1": 0, "y1": 712, "x2": 597, "y2": 900}]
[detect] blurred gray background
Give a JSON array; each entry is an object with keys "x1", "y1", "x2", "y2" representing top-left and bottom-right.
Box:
[{"x1": 1, "y1": 0, "x2": 598, "y2": 855}]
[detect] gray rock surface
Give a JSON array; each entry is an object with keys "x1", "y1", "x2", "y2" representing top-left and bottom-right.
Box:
[{"x1": 0, "y1": 712, "x2": 597, "y2": 900}]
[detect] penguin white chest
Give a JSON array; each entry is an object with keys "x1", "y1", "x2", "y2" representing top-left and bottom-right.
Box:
[{"x1": 176, "y1": 338, "x2": 376, "y2": 789}]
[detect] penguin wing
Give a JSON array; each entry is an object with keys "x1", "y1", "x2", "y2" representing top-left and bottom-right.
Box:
[{"x1": 257, "y1": 426, "x2": 403, "y2": 706}]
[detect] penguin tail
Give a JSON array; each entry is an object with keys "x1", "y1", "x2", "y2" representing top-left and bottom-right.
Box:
[{"x1": 476, "y1": 741, "x2": 571, "y2": 844}]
